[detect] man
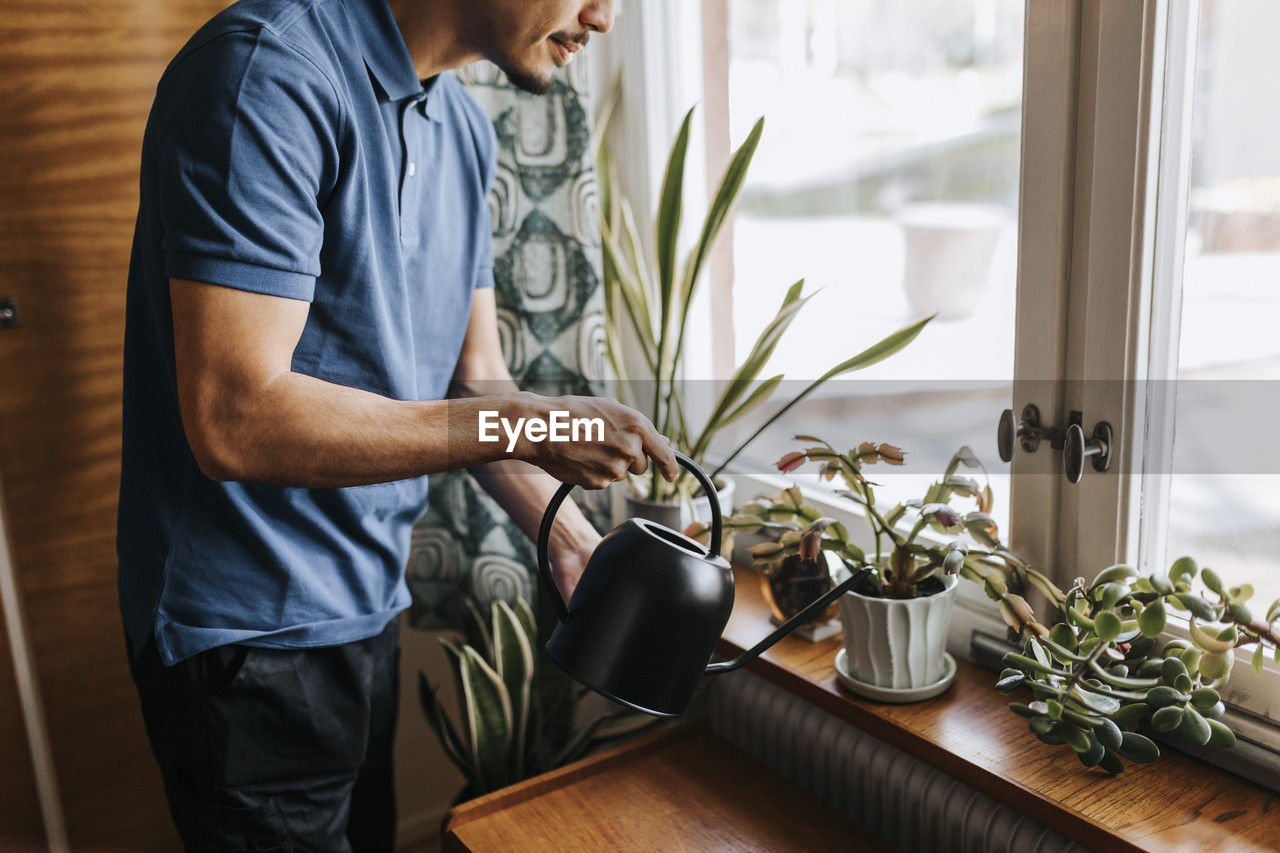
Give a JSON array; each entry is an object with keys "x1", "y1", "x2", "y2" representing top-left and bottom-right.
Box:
[{"x1": 117, "y1": 0, "x2": 675, "y2": 848}]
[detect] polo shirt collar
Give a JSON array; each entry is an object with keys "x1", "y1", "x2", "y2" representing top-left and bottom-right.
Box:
[{"x1": 347, "y1": 0, "x2": 425, "y2": 102}]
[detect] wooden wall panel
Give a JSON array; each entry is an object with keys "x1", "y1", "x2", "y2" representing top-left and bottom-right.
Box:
[
  {"x1": 0, "y1": 2, "x2": 232, "y2": 847},
  {"x1": 0, "y1": 590, "x2": 45, "y2": 850}
]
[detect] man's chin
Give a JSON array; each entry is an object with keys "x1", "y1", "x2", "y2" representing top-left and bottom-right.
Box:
[{"x1": 497, "y1": 62, "x2": 555, "y2": 96}]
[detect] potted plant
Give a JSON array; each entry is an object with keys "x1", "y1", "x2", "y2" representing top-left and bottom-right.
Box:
[
  {"x1": 725, "y1": 437, "x2": 1020, "y2": 697},
  {"x1": 419, "y1": 596, "x2": 661, "y2": 799},
  {"x1": 595, "y1": 90, "x2": 929, "y2": 528},
  {"x1": 716, "y1": 433, "x2": 1280, "y2": 772},
  {"x1": 990, "y1": 556, "x2": 1280, "y2": 773}
]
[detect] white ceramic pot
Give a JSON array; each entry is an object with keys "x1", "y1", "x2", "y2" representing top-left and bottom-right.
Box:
[
  {"x1": 837, "y1": 573, "x2": 958, "y2": 689},
  {"x1": 899, "y1": 202, "x2": 1006, "y2": 321},
  {"x1": 623, "y1": 477, "x2": 735, "y2": 533}
]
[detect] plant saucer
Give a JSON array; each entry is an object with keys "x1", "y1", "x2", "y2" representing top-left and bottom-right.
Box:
[{"x1": 833, "y1": 647, "x2": 957, "y2": 704}]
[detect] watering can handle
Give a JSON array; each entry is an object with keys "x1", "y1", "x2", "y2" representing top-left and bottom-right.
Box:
[{"x1": 536, "y1": 451, "x2": 723, "y2": 623}]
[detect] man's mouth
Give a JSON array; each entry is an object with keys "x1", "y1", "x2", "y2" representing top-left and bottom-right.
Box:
[{"x1": 551, "y1": 34, "x2": 587, "y2": 64}]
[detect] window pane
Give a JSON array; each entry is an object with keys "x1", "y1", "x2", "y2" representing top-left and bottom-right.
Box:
[
  {"x1": 1164, "y1": 0, "x2": 1280, "y2": 606},
  {"x1": 713, "y1": 0, "x2": 1024, "y2": 530}
]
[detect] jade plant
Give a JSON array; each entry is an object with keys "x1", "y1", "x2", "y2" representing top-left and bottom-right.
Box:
[
  {"x1": 595, "y1": 82, "x2": 929, "y2": 506},
  {"x1": 994, "y1": 557, "x2": 1280, "y2": 772},
  {"x1": 708, "y1": 432, "x2": 1280, "y2": 772},
  {"x1": 419, "y1": 597, "x2": 659, "y2": 796}
]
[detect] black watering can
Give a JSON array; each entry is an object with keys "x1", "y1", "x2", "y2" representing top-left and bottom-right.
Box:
[{"x1": 536, "y1": 451, "x2": 871, "y2": 717}]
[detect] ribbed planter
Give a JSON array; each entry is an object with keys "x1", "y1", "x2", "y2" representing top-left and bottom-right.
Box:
[{"x1": 837, "y1": 573, "x2": 958, "y2": 690}]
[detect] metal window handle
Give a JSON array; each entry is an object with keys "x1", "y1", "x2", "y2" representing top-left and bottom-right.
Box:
[
  {"x1": 0, "y1": 297, "x2": 18, "y2": 329},
  {"x1": 997, "y1": 404, "x2": 1049, "y2": 462},
  {"x1": 998, "y1": 405, "x2": 1113, "y2": 483},
  {"x1": 1064, "y1": 421, "x2": 1113, "y2": 484}
]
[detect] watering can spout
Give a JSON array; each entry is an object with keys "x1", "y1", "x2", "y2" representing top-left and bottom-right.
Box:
[{"x1": 705, "y1": 566, "x2": 873, "y2": 675}]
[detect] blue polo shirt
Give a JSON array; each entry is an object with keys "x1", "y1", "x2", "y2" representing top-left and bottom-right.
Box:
[{"x1": 118, "y1": 0, "x2": 496, "y2": 665}]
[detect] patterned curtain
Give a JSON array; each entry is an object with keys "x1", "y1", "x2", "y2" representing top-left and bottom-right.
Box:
[{"x1": 405, "y1": 60, "x2": 610, "y2": 632}]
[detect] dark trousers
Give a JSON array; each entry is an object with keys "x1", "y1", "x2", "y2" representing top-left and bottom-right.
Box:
[{"x1": 128, "y1": 618, "x2": 401, "y2": 852}]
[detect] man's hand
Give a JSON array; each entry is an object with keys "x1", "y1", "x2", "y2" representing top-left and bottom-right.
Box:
[{"x1": 515, "y1": 394, "x2": 680, "y2": 490}]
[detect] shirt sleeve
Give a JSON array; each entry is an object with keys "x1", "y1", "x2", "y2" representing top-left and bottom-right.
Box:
[{"x1": 152, "y1": 31, "x2": 342, "y2": 302}]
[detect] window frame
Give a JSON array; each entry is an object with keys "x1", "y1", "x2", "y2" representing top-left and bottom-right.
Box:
[{"x1": 593, "y1": 0, "x2": 1280, "y2": 737}]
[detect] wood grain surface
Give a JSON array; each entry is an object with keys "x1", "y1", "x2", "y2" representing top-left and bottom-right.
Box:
[
  {"x1": 444, "y1": 722, "x2": 885, "y2": 853},
  {"x1": 717, "y1": 566, "x2": 1280, "y2": 853},
  {"x1": 0, "y1": 2, "x2": 232, "y2": 847}
]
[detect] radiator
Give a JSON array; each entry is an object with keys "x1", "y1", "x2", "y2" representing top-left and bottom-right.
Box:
[{"x1": 706, "y1": 668, "x2": 1088, "y2": 853}]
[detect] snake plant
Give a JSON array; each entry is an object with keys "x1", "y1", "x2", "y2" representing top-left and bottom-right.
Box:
[
  {"x1": 595, "y1": 81, "x2": 930, "y2": 505},
  {"x1": 419, "y1": 597, "x2": 659, "y2": 796}
]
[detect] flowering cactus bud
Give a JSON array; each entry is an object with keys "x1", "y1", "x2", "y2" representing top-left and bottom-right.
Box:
[{"x1": 776, "y1": 451, "x2": 806, "y2": 473}]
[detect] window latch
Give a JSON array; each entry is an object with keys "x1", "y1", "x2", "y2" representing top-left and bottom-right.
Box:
[{"x1": 998, "y1": 405, "x2": 1113, "y2": 484}]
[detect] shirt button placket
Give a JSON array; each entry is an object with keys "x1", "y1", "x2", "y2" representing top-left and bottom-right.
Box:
[{"x1": 399, "y1": 97, "x2": 421, "y2": 247}]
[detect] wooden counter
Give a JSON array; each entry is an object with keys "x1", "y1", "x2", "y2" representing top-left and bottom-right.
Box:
[
  {"x1": 716, "y1": 566, "x2": 1280, "y2": 852},
  {"x1": 442, "y1": 722, "x2": 886, "y2": 852}
]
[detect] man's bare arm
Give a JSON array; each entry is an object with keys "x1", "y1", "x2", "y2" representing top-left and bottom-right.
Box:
[
  {"x1": 447, "y1": 289, "x2": 658, "y2": 592},
  {"x1": 170, "y1": 279, "x2": 677, "y2": 491}
]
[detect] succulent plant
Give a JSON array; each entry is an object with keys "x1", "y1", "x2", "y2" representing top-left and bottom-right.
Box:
[
  {"x1": 996, "y1": 556, "x2": 1280, "y2": 773},
  {"x1": 714, "y1": 432, "x2": 1280, "y2": 772},
  {"x1": 419, "y1": 597, "x2": 660, "y2": 796}
]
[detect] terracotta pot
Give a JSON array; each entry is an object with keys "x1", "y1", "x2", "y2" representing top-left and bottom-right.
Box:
[{"x1": 759, "y1": 550, "x2": 841, "y2": 624}]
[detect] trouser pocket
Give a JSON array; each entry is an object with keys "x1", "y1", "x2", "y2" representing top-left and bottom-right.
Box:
[{"x1": 203, "y1": 644, "x2": 371, "y2": 789}]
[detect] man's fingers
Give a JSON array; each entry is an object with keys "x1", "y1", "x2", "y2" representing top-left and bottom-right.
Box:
[{"x1": 640, "y1": 428, "x2": 679, "y2": 483}]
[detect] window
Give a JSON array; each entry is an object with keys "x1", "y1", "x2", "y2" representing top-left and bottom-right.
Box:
[{"x1": 593, "y1": 0, "x2": 1279, "y2": 734}]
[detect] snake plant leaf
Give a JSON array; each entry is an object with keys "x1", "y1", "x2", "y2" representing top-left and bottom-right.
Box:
[
  {"x1": 417, "y1": 671, "x2": 481, "y2": 789},
  {"x1": 462, "y1": 598, "x2": 494, "y2": 662},
  {"x1": 710, "y1": 314, "x2": 932, "y2": 479},
  {"x1": 601, "y1": 230, "x2": 657, "y2": 364},
  {"x1": 459, "y1": 646, "x2": 514, "y2": 791},
  {"x1": 492, "y1": 600, "x2": 535, "y2": 779},
  {"x1": 680, "y1": 116, "x2": 764, "y2": 311},
  {"x1": 514, "y1": 598, "x2": 538, "y2": 647},
  {"x1": 551, "y1": 708, "x2": 659, "y2": 768},
  {"x1": 717, "y1": 374, "x2": 785, "y2": 430},
  {"x1": 695, "y1": 281, "x2": 809, "y2": 455},
  {"x1": 655, "y1": 107, "x2": 694, "y2": 328}
]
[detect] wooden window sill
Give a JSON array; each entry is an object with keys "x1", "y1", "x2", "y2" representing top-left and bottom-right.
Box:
[{"x1": 716, "y1": 566, "x2": 1280, "y2": 852}]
